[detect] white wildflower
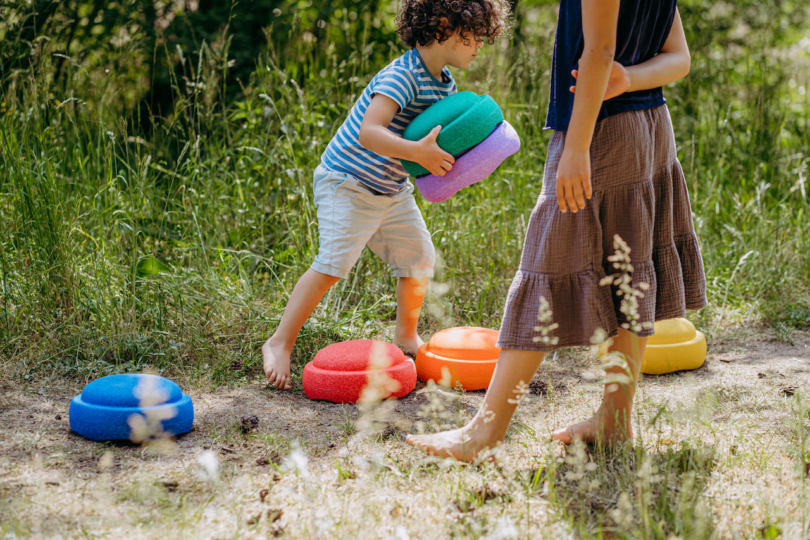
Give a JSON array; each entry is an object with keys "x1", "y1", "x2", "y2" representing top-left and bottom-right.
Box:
[
  {"x1": 282, "y1": 444, "x2": 310, "y2": 480},
  {"x1": 482, "y1": 516, "x2": 519, "y2": 540},
  {"x1": 533, "y1": 296, "x2": 559, "y2": 345},
  {"x1": 196, "y1": 450, "x2": 219, "y2": 483}
]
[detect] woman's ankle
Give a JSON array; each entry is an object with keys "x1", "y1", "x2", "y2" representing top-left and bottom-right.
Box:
[
  {"x1": 596, "y1": 402, "x2": 633, "y2": 436},
  {"x1": 464, "y1": 416, "x2": 506, "y2": 448}
]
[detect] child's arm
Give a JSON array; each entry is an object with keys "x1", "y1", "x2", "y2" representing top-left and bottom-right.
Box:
[
  {"x1": 358, "y1": 95, "x2": 455, "y2": 177},
  {"x1": 555, "y1": 0, "x2": 620, "y2": 214},
  {"x1": 570, "y1": 9, "x2": 690, "y2": 100}
]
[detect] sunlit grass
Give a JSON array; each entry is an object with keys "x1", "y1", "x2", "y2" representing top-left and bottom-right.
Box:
[{"x1": 0, "y1": 3, "x2": 809, "y2": 537}]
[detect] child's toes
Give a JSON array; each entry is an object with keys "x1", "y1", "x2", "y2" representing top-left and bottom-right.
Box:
[{"x1": 266, "y1": 371, "x2": 281, "y2": 387}]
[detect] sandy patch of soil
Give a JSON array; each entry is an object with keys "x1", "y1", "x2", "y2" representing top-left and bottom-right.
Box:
[{"x1": 1, "y1": 331, "x2": 808, "y2": 538}]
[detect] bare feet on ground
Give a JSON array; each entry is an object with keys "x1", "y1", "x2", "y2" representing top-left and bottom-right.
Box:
[
  {"x1": 395, "y1": 334, "x2": 425, "y2": 358},
  {"x1": 551, "y1": 408, "x2": 633, "y2": 445},
  {"x1": 406, "y1": 427, "x2": 496, "y2": 463},
  {"x1": 262, "y1": 337, "x2": 291, "y2": 390}
]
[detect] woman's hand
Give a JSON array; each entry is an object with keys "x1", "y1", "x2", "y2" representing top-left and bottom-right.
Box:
[
  {"x1": 416, "y1": 125, "x2": 455, "y2": 176},
  {"x1": 556, "y1": 146, "x2": 592, "y2": 213},
  {"x1": 569, "y1": 61, "x2": 630, "y2": 101}
]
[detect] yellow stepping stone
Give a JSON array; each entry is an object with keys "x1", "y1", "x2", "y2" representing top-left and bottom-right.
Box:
[{"x1": 641, "y1": 318, "x2": 707, "y2": 375}]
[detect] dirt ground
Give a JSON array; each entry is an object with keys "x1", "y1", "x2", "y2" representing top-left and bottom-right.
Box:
[{"x1": 1, "y1": 329, "x2": 809, "y2": 539}]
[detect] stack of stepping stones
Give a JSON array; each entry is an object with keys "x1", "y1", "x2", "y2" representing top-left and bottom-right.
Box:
[{"x1": 400, "y1": 91, "x2": 520, "y2": 202}]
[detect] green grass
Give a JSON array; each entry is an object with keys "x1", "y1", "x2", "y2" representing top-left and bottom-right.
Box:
[{"x1": 0, "y1": 3, "x2": 808, "y2": 379}]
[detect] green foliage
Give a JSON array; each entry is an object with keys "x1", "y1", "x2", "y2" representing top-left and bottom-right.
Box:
[
  {"x1": 0, "y1": 0, "x2": 400, "y2": 126},
  {"x1": 0, "y1": 2, "x2": 808, "y2": 389}
]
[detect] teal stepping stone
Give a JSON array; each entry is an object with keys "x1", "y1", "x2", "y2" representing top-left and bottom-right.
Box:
[{"x1": 401, "y1": 91, "x2": 504, "y2": 178}]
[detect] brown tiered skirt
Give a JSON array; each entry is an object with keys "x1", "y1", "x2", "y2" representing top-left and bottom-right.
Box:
[{"x1": 497, "y1": 105, "x2": 707, "y2": 351}]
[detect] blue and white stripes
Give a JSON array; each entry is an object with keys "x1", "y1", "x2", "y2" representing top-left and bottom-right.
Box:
[{"x1": 321, "y1": 49, "x2": 456, "y2": 194}]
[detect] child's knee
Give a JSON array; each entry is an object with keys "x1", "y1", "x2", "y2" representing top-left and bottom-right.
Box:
[
  {"x1": 407, "y1": 241, "x2": 435, "y2": 277},
  {"x1": 422, "y1": 242, "x2": 437, "y2": 271}
]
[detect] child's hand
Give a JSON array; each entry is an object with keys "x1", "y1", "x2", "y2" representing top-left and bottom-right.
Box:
[
  {"x1": 555, "y1": 146, "x2": 592, "y2": 214},
  {"x1": 415, "y1": 126, "x2": 455, "y2": 176},
  {"x1": 569, "y1": 61, "x2": 631, "y2": 101}
]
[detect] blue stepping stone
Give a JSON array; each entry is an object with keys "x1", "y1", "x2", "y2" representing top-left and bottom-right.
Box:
[{"x1": 69, "y1": 374, "x2": 194, "y2": 441}]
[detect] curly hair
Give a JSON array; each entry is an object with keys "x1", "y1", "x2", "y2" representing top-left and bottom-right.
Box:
[{"x1": 396, "y1": 0, "x2": 512, "y2": 48}]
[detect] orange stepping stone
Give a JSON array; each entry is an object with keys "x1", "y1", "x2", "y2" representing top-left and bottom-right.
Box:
[{"x1": 416, "y1": 327, "x2": 500, "y2": 390}]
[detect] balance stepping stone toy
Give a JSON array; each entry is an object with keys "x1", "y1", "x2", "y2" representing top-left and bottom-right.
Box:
[
  {"x1": 416, "y1": 120, "x2": 520, "y2": 203},
  {"x1": 303, "y1": 340, "x2": 416, "y2": 403},
  {"x1": 416, "y1": 327, "x2": 501, "y2": 391},
  {"x1": 69, "y1": 373, "x2": 194, "y2": 441},
  {"x1": 400, "y1": 91, "x2": 505, "y2": 178},
  {"x1": 641, "y1": 318, "x2": 707, "y2": 375},
  {"x1": 399, "y1": 91, "x2": 520, "y2": 202}
]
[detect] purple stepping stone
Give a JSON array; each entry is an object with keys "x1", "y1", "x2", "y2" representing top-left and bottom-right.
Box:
[{"x1": 415, "y1": 121, "x2": 521, "y2": 203}]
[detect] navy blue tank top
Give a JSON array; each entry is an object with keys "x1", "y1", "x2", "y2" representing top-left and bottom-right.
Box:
[{"x1": 545, "y1": 0, "x2": 677, "y2": 131}]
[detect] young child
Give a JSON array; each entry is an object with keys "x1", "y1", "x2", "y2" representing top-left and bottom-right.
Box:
[
  {"x1": 408, "y1": 0, "x2": 707, "y2": 459},
  {"x1": 263, "y1": 0, "x2": 512, "y2": 389}
]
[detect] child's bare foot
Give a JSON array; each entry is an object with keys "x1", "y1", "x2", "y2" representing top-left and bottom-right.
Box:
[
  {"x1": 551, "y1": 408, "x2": 633, "y2": 445},
  {"x1": 262, "y1": 337, "x2": 291, "y2": 390},
  {"x1": 406, "y1": 426, "x2": 496, "y2": 463},
  {"x1": 395, "y1": 333, "x2": 425, "y2": 358}
]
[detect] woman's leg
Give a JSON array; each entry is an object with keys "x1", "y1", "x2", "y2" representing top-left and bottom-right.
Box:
[
  {"x1": 552, "y1": 328, "x2": 647, "y2": 444},
  {"x1": 407, "y1": 348, "x2": 545, "y2": 462}
]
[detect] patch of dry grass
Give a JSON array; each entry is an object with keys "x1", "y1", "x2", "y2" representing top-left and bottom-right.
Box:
[{"x1": 2, "y1": 329, "x2": 809, "y2": 538}]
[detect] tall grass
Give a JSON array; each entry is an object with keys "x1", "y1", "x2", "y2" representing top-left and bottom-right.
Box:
[{"x1": 0, "y1": 2, "x2": 808, "y2": 384}]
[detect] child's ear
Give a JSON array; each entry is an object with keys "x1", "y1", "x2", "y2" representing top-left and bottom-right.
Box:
[{"x1": 435, "y1": 17, "x2": 452, "y2": 42}]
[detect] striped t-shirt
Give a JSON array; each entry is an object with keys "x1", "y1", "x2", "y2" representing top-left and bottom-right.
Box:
[{"x1": 321, "y1": 48, "x2": 457, "y2": 194}]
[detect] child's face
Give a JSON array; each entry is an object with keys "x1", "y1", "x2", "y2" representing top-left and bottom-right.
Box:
[{"x1": 442, "y1": 31, "x2": 484, "y2": 69}]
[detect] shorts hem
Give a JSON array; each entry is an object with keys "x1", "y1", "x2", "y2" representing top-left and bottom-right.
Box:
[
  {"x1": 310, "y1": 261, "x2": 350, "y2": 279},
  {"x1": 392, "y1": 268, "x2": 434, "y2": 278}
]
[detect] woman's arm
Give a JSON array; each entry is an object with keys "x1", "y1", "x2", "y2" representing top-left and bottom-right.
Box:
[
  {"x1": 358, "y1": 95, "x2": 455, "y2": 177},
  {"x1": 555, "y1": 0, "x2": 620, "y2": 214},
  {"x1": 570, "y1": 8, "x2": 690, "y2": 99},
  {"x1": 625, "y1": 8, "x2": 690, "y2": 92}
]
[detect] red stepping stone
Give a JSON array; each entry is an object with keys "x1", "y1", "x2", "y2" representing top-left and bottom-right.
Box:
[
  {"x1": 303, "y1": 340, "x2": 416, "y2": 403},
  {"x1": 416, "y1": 327, "x2": 501, "y2": 391}
]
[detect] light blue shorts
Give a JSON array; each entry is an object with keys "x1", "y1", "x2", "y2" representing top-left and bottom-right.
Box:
[{"x1": 311, "y1": 164, "x2": 435, "y2": 279}]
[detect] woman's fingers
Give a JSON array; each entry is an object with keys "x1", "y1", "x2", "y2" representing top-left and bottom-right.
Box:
[
  {"x1": 573, "y1": 181, "x2": 587, "y2": 209},
  {"x1": 557, "y1": 177, "x2": 592, "y2": 213},
  {"x1": 564, "y1": 183, "x2": 579, "y2": 213},
  {"x1": 441, "y1": 160, "x2": 453, "y2": 171},
  {"x1": 556, "y1": 183, "x2": 568, "y2": 213}
]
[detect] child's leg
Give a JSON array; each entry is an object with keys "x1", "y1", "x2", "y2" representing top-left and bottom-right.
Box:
[
  {"x1": 407, "y1": 348, "x2": 545, "y2": 462},
  {"x1": 263, "y1": 268, "x2": 340, "y2": 389},
  {"x1": 365, "y1": 182, "x2": 435, "y2": 355},
  {"x1": 552, "y1": 328, "x2": 647, "y2": 444},
  {"x1": 393, "y1": 277, "x2": 429, "y2": 355}
]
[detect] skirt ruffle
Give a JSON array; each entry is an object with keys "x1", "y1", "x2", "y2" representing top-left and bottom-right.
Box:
[{"x1": 497, "y1": 106, "x2": 707, "y2": 352}]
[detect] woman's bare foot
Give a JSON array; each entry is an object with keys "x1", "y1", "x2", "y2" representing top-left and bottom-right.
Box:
[
  {"x1": 406, "y1": 425, "x2": 496, "y2": 463},
  {"x1": 394, "y1": 333, "x2": 425, "y2": 358},
  {"x1": 551, "y1": 407, "x2": 633, "y2": 445},
  {"x1": 262, "y1": 337, "x2": 292, "y2": 390}
]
